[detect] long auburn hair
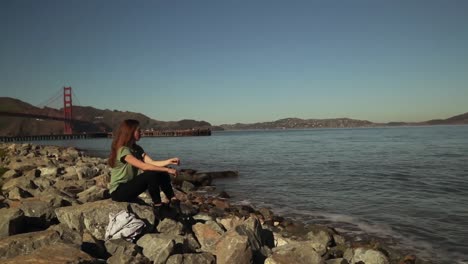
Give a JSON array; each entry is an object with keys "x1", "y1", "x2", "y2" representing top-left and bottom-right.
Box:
[{"x1": 108, "y1": 119, "x2": 140, "y2": 168}]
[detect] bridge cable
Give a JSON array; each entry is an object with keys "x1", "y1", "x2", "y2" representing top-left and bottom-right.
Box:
[
  {"x1": 71, "y1": 89, "x2": 82, "y2": 107},
  {"x1": 37, "y1": 88, "x2": 62, "y2": 109}
]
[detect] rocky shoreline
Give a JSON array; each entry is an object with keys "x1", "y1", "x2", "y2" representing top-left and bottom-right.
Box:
[{"x1": 0, "y1": 142, "x2": 427, "y2": 264}]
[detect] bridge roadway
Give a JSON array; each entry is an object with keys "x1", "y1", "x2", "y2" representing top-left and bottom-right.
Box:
[{"x1": 0, "y1": 111, "x2": 72, "y2": 122}]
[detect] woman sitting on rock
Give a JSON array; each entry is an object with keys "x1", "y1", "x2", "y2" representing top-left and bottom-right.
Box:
[{"x1": 108, "y1": 119, "x2": 179, "y2": 210}]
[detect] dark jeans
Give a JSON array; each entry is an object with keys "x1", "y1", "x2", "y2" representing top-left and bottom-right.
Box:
[{"x1": 111, "y1": 171, "x2": 175, "y2": 204}]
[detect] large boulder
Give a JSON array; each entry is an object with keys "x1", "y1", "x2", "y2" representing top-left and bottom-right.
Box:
[
  {"x1": 1, "y1": 177, "x2": 37, "y2": 193},
  {"x1": 105, "y1": 238, "x2": 150, "y2": 264},
  {"x1": 76, "y1": 186, "x2": 107, "y2": 203},
  {"x1": 55, "y1": 199, "x2": 155, "y2": 240},
  {"x1": 18, "y1": 198, "x2": 57, "y2": 229},
  {"x1": 215, "y1": 229, "x2": 252, "y2": 264},
  {"x1": 166, "y1": 253, "x2": 216, "y2": 264},
  {"x1": 1, "y1": 169, "x2": 19, "y2": 180},
  {"x1": 217, "y1": 215, "x2": 245, "y2": 231},
  {"x1": 0, "y1": 208, "x2": 26, "y2": 238},
  {"x1": 192, "y1": 221, "x2": 225, "y2": 252},
  {"x1": 6, "y1": 159, "x2": 37, "y2": 171},
  {"x1": 0, "y1": 229, "x2": 63, "y2": 260},
  {"x1": 136, "y1": 233, "x2": 175, "y2": 264},
  {"x1": 7, "y1": 186, "x2": 33, "y2": 200},
  {"x1": 265, "y1": 242, "x2": 324, "y2": 264},
  {"x1": 47, "y1": 223, "x2": 83, "y2": 245},
  {"x1": 1, "y1": 243, "x2": 97, "y2": 264},
  {"x1": 306, "y1": 226, "x2": 333, "y2": 256},
  {"x1": 344, "y1": 247, "x2": 390, "y2": 264},
  {"x1": 157, "y1": 218, "x2": 184, "y2": 236}
]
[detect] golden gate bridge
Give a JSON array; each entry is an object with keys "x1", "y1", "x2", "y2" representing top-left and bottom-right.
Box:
[
  {"x1": 0, "y1": 87, "x2": 211, "y2": 142},
  {"x1": 0, "y1": 87, "x2": 108, "y2": 142}
]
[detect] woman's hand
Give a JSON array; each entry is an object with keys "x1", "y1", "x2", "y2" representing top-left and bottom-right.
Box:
[
  {"x1": 168, "y1": 157, "x2": 180, "y2": 166},
  {"x1": 167, "y1": 168, "x2": 178, "y2": 177}
]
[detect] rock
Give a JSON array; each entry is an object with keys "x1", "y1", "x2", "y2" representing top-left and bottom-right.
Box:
[
  {"x1": 306, "y1": 226, "x2": 333, "y2": 256},
  {"x1": 47, "y1": 223, "x2": 83, "y2": 245},
  {"x1": 193, "y1": 212, "x2": 214, "y2": 222},
  {"x1": 37, "y1": 188, "x2": 77, "y2": 207},
  {"x1": 175, "y1": 172, "x2": 212, "y2": 186},
  {"x1": 333, "y1": 234, "x2": 346, "y2": 245},
  {"x1": 325, "y1": 258, "x2": 348, "y2": 264},
  {"x1": 180, "y1": 201, "x2": 199, "y2": 216},
  {"x1": 186, "y1": 233, "x2": 202, "y2": 251},
  {"x1": 105, "y1": 239, "x2": 151, "y2": 264},
  {"x1": 399, "y1": 255, "x2": 416, "y2": 264},
  {"x1": 259, "y1": 208, "x2": 274, "y2": 221},
  {"x1": 0, "y1": 208, "x2": 25, "y2": 238},
  {"x1": 273, "y1": 232, "x2": 294, "y2": 247},
  {"x1": 1, "y1": 177, "x2": 36, "y2": 192},
  {"x1": 0, "y1": 229, "x2": 63, "y2": 260},
  {"x1": 81, "y1": 231, "x2": 108, "y2": 259},
  {"x1": 32, "y1": 177, "x2": 54, "y2": 191},
  {"x1": 1, "y1": 243, "x2": 97, "y2": 264},
  {"x1": 166, "y1": 253, "x2": 216, "y2": 264},
  {"x1": 39, "y1": 166, "x2": 58, "y2": 178},
  {"x1": 265, "y1": 242, "x2": 324, "y2": 264},
  {"x1": 75, "y1": 165, "x2": 100, "y2": 180},
  {"x1": 77, "y1": 186, "x2": 107, "y2": 203},
  {"x1": 1, "y1": 169, "x2": 18, "y2": 180},
  {"x1": 107, "y1": 252, "x2": 151, "y2": 264},
  {"x1": 217, "y1": 191, "x2": 230, "y2": 198},
  {"x1": 157, "y1": 218, "x2": 184, "y2": 236},
  {"x1": 55, "y1": 199, "x2": 155, "y2": 240},
  {"x1": 204, "y1": 171, "x2": 239, "y2": 179},
  {"x1": 62, "y1": 166, "x2": 79, "y2": 180},
  {"x1": 64, "y1": 147, "x2": 81, "y2": 159},
  {"x1": 7, "y1": 186, "x2": 33, "y2": 200},
  {"x1": 137, "y1": 233, "x2": 175, "y2": 264},
  {"x1": 344, "y1": 247, "x2": 390, "y2": 264},
  {"x1": 93, "y1": 174, "x2": 110, "y2": 189},
  {"x1": 235, "y1": 217, "x2": 263, "y2": 251},
  {"x1": 181, "y1": 181, "x2": 195, "y2": 193},
  {"x1": 6, "y1": 159, "x2": 37, "y2": 171},
  {"x1": 53, "y1": 179, "x2": 87, "y2": 195},
  {"x1": 235, "y1": 217, "x2": 270, "y2": 262},
  {"x1": 192, "y1": 221, "x2": 225, "y2": 252},
  {"x1": 218, "y1": 215, "x2": 245, "y2": 231},
  {"x1": 211, "y1": 197, "x2": 230, "y2": 209},
  {"x1": 215, "y1": 229, "x2": 252, "y2": 264},
  {"x1": 19, "y1": 198, "x2": 57, "y2": 229},
  {"x1": 105, "y1": 238, "x2": 140, "y2": 256}
]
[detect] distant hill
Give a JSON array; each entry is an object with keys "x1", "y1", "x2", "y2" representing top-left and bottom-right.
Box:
[
  {"x1": 220, "y1": 113, "x2": 468, "y2": 130},
  {"x1": 220, "y1": 117, "x2": 374, "y2": 130},
  {"x1": 0, "y1": 97, "x2": 218, "y2": 136},
  {"x1": 424, "y1": 112, "x2": 468, "y2": 125}
]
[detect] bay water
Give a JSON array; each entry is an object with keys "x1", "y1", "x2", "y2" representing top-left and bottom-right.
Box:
[{"x1": 33, "y1": 125, "x2": 468, "y2": 263}]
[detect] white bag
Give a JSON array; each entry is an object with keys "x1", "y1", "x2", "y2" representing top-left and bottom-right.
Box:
[{"x1": 105, "y1": 210, "x2": 146, "y2": 242}]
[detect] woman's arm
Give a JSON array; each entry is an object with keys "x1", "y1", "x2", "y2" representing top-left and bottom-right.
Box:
[
  {"x1": 124, "y1": 154, "x2": 178, "y2": 176},
  {"x1": 143, "y1": 153, "x2": 180, "y2": 167}
]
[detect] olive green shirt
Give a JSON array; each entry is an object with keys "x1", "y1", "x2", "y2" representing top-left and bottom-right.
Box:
[{"x1": 109, "y1": 144, "x2": 145, "y2": 193}]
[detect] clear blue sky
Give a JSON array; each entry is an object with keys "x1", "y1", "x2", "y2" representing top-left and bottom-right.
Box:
[{"x1": 1, "y1": 0, "x2": 467, "y2": 125}]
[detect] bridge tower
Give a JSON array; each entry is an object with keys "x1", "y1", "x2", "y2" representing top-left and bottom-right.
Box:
[{"x1": 63, "y1": 87, "x2": 73, "y2": 134}]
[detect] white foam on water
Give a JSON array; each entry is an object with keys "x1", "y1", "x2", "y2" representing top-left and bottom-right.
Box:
[{"x1": 262, "y1": 207, "x2": 465, "y2": 264}]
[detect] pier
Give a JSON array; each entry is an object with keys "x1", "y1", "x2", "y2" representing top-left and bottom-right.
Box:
[
  {"x1": 142, "y1": 128, "x2": 211, "y2": 137},
  {"x1": 0, "y1": 133, "x2": 109, "y2": 142},
  {"x1": 0, "y1": 129, "x2": 212, "y2": 142}
]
